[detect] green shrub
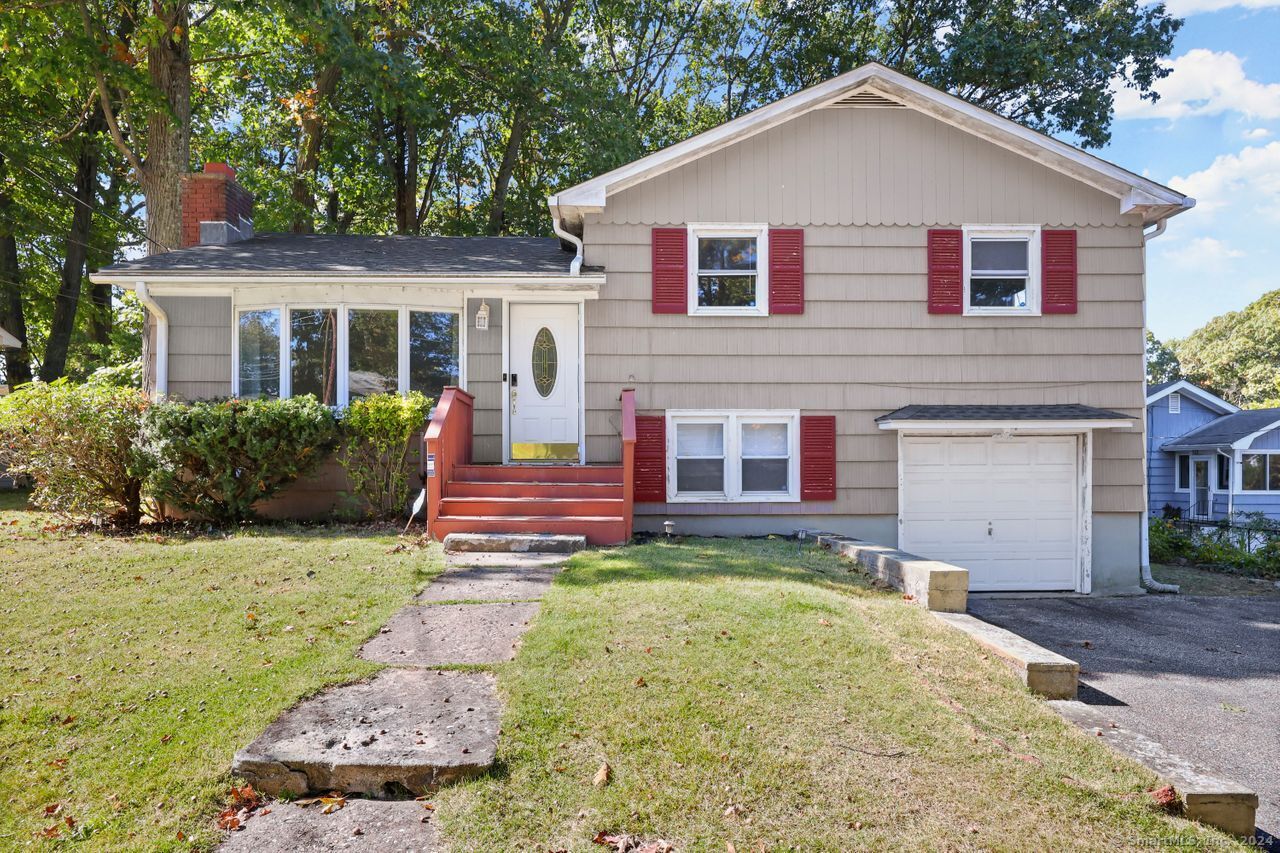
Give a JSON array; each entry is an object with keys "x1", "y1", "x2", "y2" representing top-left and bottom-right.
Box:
[
  {"x1": 142, "y1": 396, "x2": 337, "y2": 523},
  {"x1": 337, "y1": 391, "x2": 433, "y2": 519},
  {"x1": 1147, "y1": 518, "x2": 1192, "y2": 564},
  {"x1": 0, "y1": 380, "x2": 151, "y2": 525}
]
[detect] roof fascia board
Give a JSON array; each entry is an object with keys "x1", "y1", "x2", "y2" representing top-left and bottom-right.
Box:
[
  {"x1": 1145, "y1": 379, "x2": 1238, "y2": 414},
  {"x1": 551, "y1": 63, "x2": 1190, "y2": 221},
  {"x1": 877, "y1": 418, "x2": 1134, "y2": 432},
  {"x1": 0, "y1": 325, "x2": 20, "y2": 349}
]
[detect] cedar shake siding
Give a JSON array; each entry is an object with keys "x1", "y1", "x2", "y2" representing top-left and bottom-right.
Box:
[
  {"x1": 156, "y1": 295, "x2": 233, "y2": 400},
  {"x1": 574, "y1": 105, "x2": 1147, "y2": 526}
]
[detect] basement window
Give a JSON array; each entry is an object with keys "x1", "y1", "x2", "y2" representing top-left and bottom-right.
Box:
[{"x1": 667, "y1": 411, "x2": 799, "y2": 502}]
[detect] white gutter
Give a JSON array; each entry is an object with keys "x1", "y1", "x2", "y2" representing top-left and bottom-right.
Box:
[
  {"x1": 135, "y1": 281, "x2": 168, "y2": 398},
  {"x1": 1139, "y1": 214, "x2": 1178, "y2": 593},
  {"x1": 547, "y1": 196, "x2": 583, "y2": 276}
]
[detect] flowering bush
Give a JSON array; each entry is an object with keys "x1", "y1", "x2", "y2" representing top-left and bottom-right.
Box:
[{"x1": 0, "y1": 380, "x2": 151, "y2": 525}]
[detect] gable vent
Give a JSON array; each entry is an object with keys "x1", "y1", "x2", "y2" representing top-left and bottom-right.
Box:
[
  {"x1": 1169, "y1": 392, "x2": 1181, "y2": 414},
  {"x1": 828, "y1": 90, "x2": 905, "y2": 109}
]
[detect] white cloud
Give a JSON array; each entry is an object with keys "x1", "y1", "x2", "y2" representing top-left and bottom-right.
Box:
[
  {"x1": 1243, "y1": 127, "x2": 1271, "y2": 139},
  {"x1": 1114, "y1": 50, "x2": 1280, "y2": 121},
  {"x1": 1159, "y1": 0, "x2": 1280, "y2": 14},
  {"x1": 1170, "y1": 141, "x2": 1280, "y2": 217},
  {"x1": 1159, "y1": 236, "x2": 1244, "y2": 266}
]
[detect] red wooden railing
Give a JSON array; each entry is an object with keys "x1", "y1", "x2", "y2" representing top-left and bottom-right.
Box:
[
  {"x1": 619, "y1": 388, "x2": 636, "y2": 541},
  {"x1": 423, "y1": 387, "x2": 473, "y2": 537}
]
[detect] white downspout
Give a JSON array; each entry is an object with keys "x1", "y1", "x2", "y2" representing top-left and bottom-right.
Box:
[
  {"x1": 1140, "y1": 218, "x2": 1178, "y2": 593},
  {"x1": 548, "y1": 196, "x2": 583, "y2": 276},
  {"x1": 135, "y1": 281, "x2": 168, "y2": 399}
]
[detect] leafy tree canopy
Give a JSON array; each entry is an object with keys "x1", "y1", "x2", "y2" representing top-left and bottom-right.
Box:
[{"x1": 1172, "y1": 291, "x2": 1280, "y2": 409}]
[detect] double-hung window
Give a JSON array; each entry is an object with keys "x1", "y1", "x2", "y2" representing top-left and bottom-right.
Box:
[
  {"x1": 1242, "y1": 453, "x2": 1280, "y2": 492},
  {"x1": 963, "y1": 226, "x2": 1040, "y2": 315},
  {"x1": 689, "y1": 224, "x2": 768, "y2": 315},
  {"x1": 235, "y1": 304, "x2": 460, "y2": 406},
  {"x1": 668, "y1": 411, "x2": 799, "y2": 502}
]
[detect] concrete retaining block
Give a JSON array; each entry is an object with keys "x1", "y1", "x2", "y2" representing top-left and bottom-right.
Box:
[
  {"x1": 812, "y1": 532, "x2": 968, "y2": 612},
  {"x1": 442, "y1": 532, "x2": 585, "y2": 554},
  {"x1": 933, "y1": 612, "x2": 1079, "y2": 699}
]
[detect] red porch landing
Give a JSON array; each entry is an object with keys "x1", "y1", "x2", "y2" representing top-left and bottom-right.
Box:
[{"x1": 423, "y1": 389, "x2": 637, "y2": 546}]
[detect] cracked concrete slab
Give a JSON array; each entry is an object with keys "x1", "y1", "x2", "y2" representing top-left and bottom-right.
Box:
[
  {"x1": 418, "y1": 564, "x2": 560, "y2": 602},
  {"x1": 232, "y1": 668, "x2": 498, "y2": 797},
  {"x1": 218, "y1": 799, "x2": 440, "y2": 852},
  {"x1": 443, "y1": 550, "x2": 570, "y2": 570},
  {"x1": 360, "y1": 602, "x2": 539, "y2": 665}
]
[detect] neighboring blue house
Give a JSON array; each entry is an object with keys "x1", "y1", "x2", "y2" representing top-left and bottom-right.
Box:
[{"x1": 1147, "y1": 380, "x2": 1280, "y2": 522}]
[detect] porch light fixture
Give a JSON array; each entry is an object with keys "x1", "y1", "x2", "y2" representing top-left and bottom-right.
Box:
[{"x1": 475, "y1": 300, "x2": 490, "y2": 331}]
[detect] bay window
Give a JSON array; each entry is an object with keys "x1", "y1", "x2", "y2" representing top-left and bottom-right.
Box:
[
  {"x1": 668, "y1": 411, "x2": 799, "y2": 502},
  {"x1": 234, "y1": 304, "x2": 460, "y2": 406}
]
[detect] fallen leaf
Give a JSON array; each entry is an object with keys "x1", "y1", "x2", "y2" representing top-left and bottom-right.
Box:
[
  {"x1": 38, "y1": 824, "x2": 60, "y2": 839},
  {"x1": 818, "y1": 618, "x2": 832, "y2": 627},
  {"x1": 43, "y1": 803, "x2": 61, "y2": 817},
  {"x1": 634, "y1": 676, "x2": 646, "y2": 688},
  {"x1": 593, "y1": 761, "x2": 611, "y2": 787},
  {"x1": 320, "y1": 795, "x2": 347, "y2": 814},
  {"x1": 1150, "y1": 784, "x2": 1182, "y2": 814}
]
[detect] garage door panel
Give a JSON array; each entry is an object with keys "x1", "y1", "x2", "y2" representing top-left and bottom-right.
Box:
[{"x1": 901, "y1": 435, "x2": 1080, "y2": 592}]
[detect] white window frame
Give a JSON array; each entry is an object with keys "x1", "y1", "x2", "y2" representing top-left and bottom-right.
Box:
[
  {"x1": 962, "y1": 225, "x2": 1041, "y2": 317},
  {"x1": 666, "y1": 410, "x2": 800, "y2": 503},
  {"x1": 1240, "y1": 452, "x2": 1280, "y2": 493},
  {"x1": 232, "y1": 302, "x2": 462, "y2": 406},
  {"x1": 1168, "y1": 392, "x2": 1181, "y2": 414},
  {"x1": 687, "y1": 223, "x2": 769, "y2": 317}
]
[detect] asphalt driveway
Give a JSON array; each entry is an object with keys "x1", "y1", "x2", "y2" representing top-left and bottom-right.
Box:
[{"x1": 968, "y1": 591, "x2": 1280, "y2": 841}]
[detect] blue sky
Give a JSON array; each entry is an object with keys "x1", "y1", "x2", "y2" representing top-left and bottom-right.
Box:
[{"x1": 1099, "y1": 2, "x2": 1280, "y2": 340}]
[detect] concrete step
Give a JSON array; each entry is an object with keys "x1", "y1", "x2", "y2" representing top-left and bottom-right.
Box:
[
  {"x1": 419, "y1": 562, "x2": 562, "y2": 602},
  {"x1": 439, "y1": 496, "x2": 625, "y2": 518},
  {"x1": 232, "y1": 669, "x2": 498, "y2": 798},
  {"x1": 452, "y1": 464, "x2": 623, "y2": 484},
  {"x1": 360, "y1": 602, "x2": 539, "y2": 666},
  {"x1": 441, "y1": 532, "x2": 589, "y2": 553},
  {"x1": 439, "y1": 516, "x2": 624, "y2": 545},
  {"x1": 217, "y1": 799, "x2": 440, "y2": 852},
  {"x1": 446, "y1": 480, "x2": 622, "y2": 499}
]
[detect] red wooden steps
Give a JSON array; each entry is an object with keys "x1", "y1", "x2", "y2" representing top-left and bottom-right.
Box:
[{"x1": 434, "y1": 465, "x2": 628, "y2": 545}]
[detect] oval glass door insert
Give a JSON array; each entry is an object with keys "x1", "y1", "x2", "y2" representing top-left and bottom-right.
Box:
[{"x1": 532, "y1": 326, "x2": 558, "y2": 397}]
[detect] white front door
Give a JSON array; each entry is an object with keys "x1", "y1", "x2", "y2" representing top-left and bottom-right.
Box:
[
  {"x1": 508, "y1": 302, "x2": 580, "y2": 461},
  {"x1": 899, "y1": 434, "x2": 1080, "y2": 592}
]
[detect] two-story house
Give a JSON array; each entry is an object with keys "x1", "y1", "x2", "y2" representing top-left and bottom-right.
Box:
[{"x1": 93, "y1": 63, "x2": 1194, "y2": 594}]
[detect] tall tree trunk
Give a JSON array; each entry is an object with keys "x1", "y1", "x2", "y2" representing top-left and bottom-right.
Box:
[
  {"x1": 485, "y1": 110, "x2": 529, "y2": 236},
  {"x1": 89, "y1": 283, "x2": 112, "y2": 349},
  {"x1": 393, "y1": 107, "x2": 418, "y2": 234},
  {"x1": 291, "y1": 63, "x2": 341, "y2": 233},
  {"x1": 140, "y1": 3, "x2": 191, "y2": 255},
  {"x1": 0, "y1": 155, "x2": 33, "y2": 387},
  {"x1": 41, "y1": 110, "x2": 104, "y2": 381}
]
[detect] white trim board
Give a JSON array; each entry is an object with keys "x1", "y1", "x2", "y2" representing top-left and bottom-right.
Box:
[
  {"x1": 550, "y1": 63, "x2": 1192, "y2": 227},
  {"x1": 1145, "y1": 379, "x2": 1237, "y2": 415}
]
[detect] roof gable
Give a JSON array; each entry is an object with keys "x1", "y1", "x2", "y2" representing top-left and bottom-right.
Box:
[
  {"x1": 1145, "y1": 379, "x2": 1238, "y2": 415},
  {"x1": 551, "y1": 63, "x2": 1192, "y2": 228}
]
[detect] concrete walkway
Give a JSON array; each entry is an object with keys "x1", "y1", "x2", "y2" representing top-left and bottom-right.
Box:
[
  {"x1": 221, "y1": 550, "x2": 565, "y2": 849},
  {"x1": 969, "y1": 593, "x2": 1280, "y2": 841}
]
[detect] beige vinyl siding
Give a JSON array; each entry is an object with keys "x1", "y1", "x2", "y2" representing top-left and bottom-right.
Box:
[
  {"x1": 576, "y1": 105, "x2": 1147, "y2": 516},
  {"x1": 466, "y1": 298, "x2": 504, "y2": 463},
  {"x1": 156, "y1": 295, "x2": 232, "y2": 400}
]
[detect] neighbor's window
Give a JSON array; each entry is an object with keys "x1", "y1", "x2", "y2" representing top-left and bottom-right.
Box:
[
  {"x1": 690, "y1": 226, "x2": 766, "y2": 314},
  {"x1": 1242, "y1": 453, "x2": 1280, "y2": 492},
  {"x1": 669, "y1": 411, "x2": 798, "y2": 502},
  {"x1": 1176, "y1": 454, "x2": 1190, "y2": 491},
  {"x1": 409, "y1": 310, "x2": 460, "y2": 403},
  {"x1": 965, "y1": 226, "x2": 1039, "y2": 314},
  {"x1": 1217, "y1": 455, "x2": 1230, "y2": 491},
  {"x1": 237, "y1": 308, "x2": 280, "y2": 399},
  {"x1": 290, "y1": 308, "x2": 339, "y2": 405},
  {"x1": 347, "y1": 309, "x2": 399, "y2": 399}
]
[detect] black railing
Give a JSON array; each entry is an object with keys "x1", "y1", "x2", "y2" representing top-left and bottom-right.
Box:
[{"x1": 1168, "y1": 516, "x2": 1280, "y2": 555}]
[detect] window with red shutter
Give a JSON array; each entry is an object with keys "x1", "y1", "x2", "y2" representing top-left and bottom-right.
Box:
[
  {"x1": 633, "y1": 415, "x2": 666, "y2": 502},
  {"x1": 768, "y1": 228, "x2": 804, "y2": 314},
  {"x1": 927, "y1": 229, "x2": 963, "y2": 314},
  {"x1": 651, "y1": 228, "x2": 687, "y2": 314},
  {"x1": 1041, "y1": 229, "x2": 1078, "y2": 314},
  {"x1": 800, "y1": 415, "x2": 836, "y2": 501}
]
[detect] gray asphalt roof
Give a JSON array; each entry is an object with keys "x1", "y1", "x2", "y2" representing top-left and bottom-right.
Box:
[
  {"x1": 876, "y1": 404, "x2": 1131, "y2": 422},
  {"x1": 98, "y1": 234, "x2": 575, "y2": 276},
  {"x1": 1146, "y1": 380, "x2": 1178, "y2": 397},
  {"x1": 1161, "y1": 408, "x2": 1280, "y2": 449}
]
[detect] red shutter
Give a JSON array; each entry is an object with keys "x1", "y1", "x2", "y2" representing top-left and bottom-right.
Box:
[
  {"x1": 927, "y1": 229, "x2": 963, "y2": 314},
  {"x1": 768, "y1": 228, "x2": 804, "y2": 314},
  {"x1": 651, "y1": 228, "x2": 687, "y2": 314},
  {"x1": 1042, "y1": 229, "x2": 1078, "y2": 314},
  {"x1": 800, "y1": 415, "x2": 836, "y2": 501},
  {"x1": 633, "y1": 415, "x2": 666, "y2": 502}
]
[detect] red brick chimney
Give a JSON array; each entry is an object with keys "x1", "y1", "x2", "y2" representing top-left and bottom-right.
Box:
[{"x1": 180, "y1": 162, "x2": 254, "y2": 247}]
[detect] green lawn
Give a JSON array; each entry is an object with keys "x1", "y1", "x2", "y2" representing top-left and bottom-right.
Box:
[
  {"x1": 0, "y1": 490, "x2": 441, "y2": 850},
  {"x1": 0, "y1": 490, "x2": 1243, "y2": 850},
  {"x1": 436, "y1": 539, "x2": 1242, "y2": 851}
]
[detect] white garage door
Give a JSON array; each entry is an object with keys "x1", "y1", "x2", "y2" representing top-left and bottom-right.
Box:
[{"x1": 900, "y1": 435, "x2": 1079, "y2": 591}]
